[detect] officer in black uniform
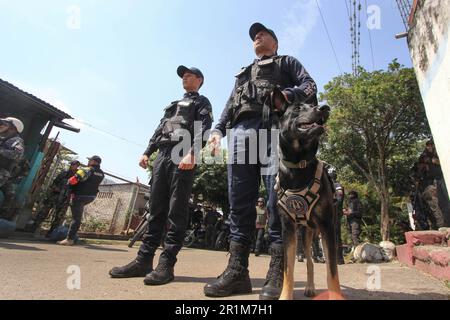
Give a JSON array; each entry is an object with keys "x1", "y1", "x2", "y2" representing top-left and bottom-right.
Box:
[
  {"x1": 110, "y1": 66, "x2": 213, "y2": 286},
  {"x1": 328, "y1": 167, "x2": 345, "y2": 264},
  {"x1": 205, "y1": 23, "x2": 317, "y2": 299},
  {"x1": 58, "y1": 156, "x2": 104, "y2": 246},
  {"x1": 344, "y1": 191, "x2": 363, "y2": 248}
]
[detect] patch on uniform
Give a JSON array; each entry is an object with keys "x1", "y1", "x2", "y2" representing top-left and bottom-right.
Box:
[
  {"x1": 178, "y1": 100, "x2": 192, "y2": 107},
  {"x1": 258, "y1": 58, "x2": 274, "y2": 66},
  {"x1": 285, "y1": 194, "x2": 309, "y2": 218},
  {"x1": 303, "y1": 83, "x2": 317, "y2": 97}
]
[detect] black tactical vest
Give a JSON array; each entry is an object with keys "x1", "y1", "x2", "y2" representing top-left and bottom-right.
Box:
[
  {"x1": 71, "y1": 166, "x2": 105, "y2": 197},
  {"x1": 230, "y1": 56, "x2": 284, "y2": 125},
  {"x1": 160, "y1": 97, "x2": 197, "y2": 144}
]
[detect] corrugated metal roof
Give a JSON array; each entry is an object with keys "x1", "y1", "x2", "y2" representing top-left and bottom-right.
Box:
[{"x1": 0, "y1": 78, "x2": 73, "y2": 120}]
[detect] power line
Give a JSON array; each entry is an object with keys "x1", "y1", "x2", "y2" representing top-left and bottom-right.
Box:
[
  {"x1": 315, "y1": 0, "x2": 343, "y2": 74},
  {"x1": 344, "y1": 0, "x2": 351, "y2": 20},
  {"x1": 76, "y1": 119, "x2": 147, "y2": 148},
  {"x1": 349, "y1": 0, "x2": 362, "y2": 76}
]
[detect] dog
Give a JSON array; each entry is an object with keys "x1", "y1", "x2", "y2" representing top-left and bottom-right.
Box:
[{"x1": 275, "y1": 103, "x2": 342, "y2": 300}]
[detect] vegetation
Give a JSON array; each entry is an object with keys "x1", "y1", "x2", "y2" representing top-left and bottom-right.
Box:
[{"x1": 320, "y1": 60, "x2": 431, "y2": 241}]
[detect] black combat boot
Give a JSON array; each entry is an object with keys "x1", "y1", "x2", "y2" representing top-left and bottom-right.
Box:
[
  {"x1": 259, "y1": 243, "x2": 284, "y2": 300},
  {"x1": 109, "y1": 258, "x2": 153, "y2": 278},
  {"x1": 204, "y1": 241, "x2": 252, "y2": 297},
  {"x1": 144, "y1": 252, "x2": 176, "y2": 286}
]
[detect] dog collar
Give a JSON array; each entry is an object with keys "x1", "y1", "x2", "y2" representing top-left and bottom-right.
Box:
[{"x1": 281, "y1": 157, "x2": 317, "y2": 169}]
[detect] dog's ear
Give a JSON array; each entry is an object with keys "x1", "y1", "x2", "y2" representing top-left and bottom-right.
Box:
[{"x1": 319, "y1": 104, "x2": 331, "y2": 123}]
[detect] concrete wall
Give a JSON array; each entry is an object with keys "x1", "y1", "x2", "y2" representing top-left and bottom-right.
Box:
[
  {"x1": 82, "y1": 184, "x2": 135, "y2": 234},
  {"x1": 408, "y1": 0, "x2": 450, "y2": 198}
]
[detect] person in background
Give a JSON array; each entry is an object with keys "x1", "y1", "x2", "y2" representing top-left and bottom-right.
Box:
[
  {"x1": 0, "y1": 117, "x2": 25, "y2": 221},
  {"x1": 418, "y1": 140, "x2": 449, "y2": 228},
  {"x1": 254, "y1": 197, "x2": 268, "y2": 256},
  {"x1": 343, "y1": 191, "x2": 363, "y2": 249},
  {"x1": 58, "y1": 156, "x2": 104, "y2": 246},
  {"x1": 31, "y1": 160, "x2": 80, "y2": 236}
]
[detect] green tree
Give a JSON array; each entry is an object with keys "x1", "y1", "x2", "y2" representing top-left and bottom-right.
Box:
[
  {"x1": 320, "y1": 60, "x2": 431, "y2": 241},
  {"x1": 192, "y1": 150, "x2": 229, "y2": 215}
]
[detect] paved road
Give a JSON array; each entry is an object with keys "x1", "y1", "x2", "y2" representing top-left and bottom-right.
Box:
[{"x1": 0, "y1": 239, "x2": 448, "y2": 300}]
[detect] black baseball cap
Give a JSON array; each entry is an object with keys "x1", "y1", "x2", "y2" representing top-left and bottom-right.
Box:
[
  {"x1": 87, "y1": 155, "x2": 102, "y2": 164},
  {"x1": 177, "y1": 66, "x2": 204, "y2": 80},
  {"x1": 249, "y1": 22, "x2": 278, "y2": 42}
]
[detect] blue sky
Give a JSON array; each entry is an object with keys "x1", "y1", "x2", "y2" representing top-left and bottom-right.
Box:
[{"x1": 0, "y1": 0, "x2": 412, "y2": 183}]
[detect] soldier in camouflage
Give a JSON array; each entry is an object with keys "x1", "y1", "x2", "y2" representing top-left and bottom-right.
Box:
[{"x1": 0, "y1": 117, "x2": 25, "y2": 221}]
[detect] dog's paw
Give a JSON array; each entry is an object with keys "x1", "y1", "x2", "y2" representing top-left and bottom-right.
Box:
[{"x1": 304, "y1": 286, "x2": 316, "y2": 298}]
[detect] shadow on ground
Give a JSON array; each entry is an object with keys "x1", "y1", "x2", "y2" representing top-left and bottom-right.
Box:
[
  {"x1": 292, "y1": 286, "x2": 450, "y2": 300},
  {"x1": 81, "y1": 244, "x2": 129, "y2": 253},
  {"x1": 0, "y1": 240, "x2": 47, "y2": 252}
]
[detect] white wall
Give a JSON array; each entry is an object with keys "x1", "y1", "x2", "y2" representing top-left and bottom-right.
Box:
[{"x1": 408, "y1": 0, "x2": 450, "y2": 198}]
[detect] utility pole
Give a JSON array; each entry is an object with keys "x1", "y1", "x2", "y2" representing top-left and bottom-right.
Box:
[
  {"x1": 348, "y1": 0, "x2": 362, "y2": 76},
  {"x1": 395, "y1": 0, "x2": 412, "y2": 31}
]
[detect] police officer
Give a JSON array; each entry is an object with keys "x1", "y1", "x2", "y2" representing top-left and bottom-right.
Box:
[
  {"x1": 328, "y1": 167, "x2": 345, "y2": 264},
  {"x1": 0, "y1": 117, "x2": 25, "y2": 220},
  {"x1": 110, "y1": 66, "x2": 213, "y2": 286},
  {"x1": 344, "y1": 191, "x2": 363, "y2": 248},
  {"x1": 205, "y1": 23, "x2": 317, "y2": 299},
  {"x1": 31, "y1": 160, "x2": 81, "y2": 235},
  {"x1": 419, "y1": 140, "x2": 448, "y2": 228},
  {"x1": 57, "y1": 156, "x2": 104, "y2": 246}
]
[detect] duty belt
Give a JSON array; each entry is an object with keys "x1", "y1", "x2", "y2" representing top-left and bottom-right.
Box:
[{"x1": 276, "y1": 160, "x2": 324, "y2": 225}]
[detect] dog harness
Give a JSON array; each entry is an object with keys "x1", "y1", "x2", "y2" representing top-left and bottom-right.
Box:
[{"x1": 276, "y1": 160, "x2": 325, "y2": 225}]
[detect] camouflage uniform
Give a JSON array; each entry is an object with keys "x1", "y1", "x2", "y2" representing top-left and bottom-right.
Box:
[
  {"x1": 33, "y1": 170, "x2": 72, "y2": 234},
  {"x1": 0, "y1": 134, "x2": 25, "y2": 220}
]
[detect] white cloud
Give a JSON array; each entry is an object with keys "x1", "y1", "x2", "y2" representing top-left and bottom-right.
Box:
[{"x1": 279, "y1": 0, "x2": 320, "y2": 56}]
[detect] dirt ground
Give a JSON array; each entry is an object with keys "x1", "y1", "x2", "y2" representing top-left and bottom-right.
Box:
[{"x1": 0, "y1": 238, "x2": 448, "y2": 300}]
